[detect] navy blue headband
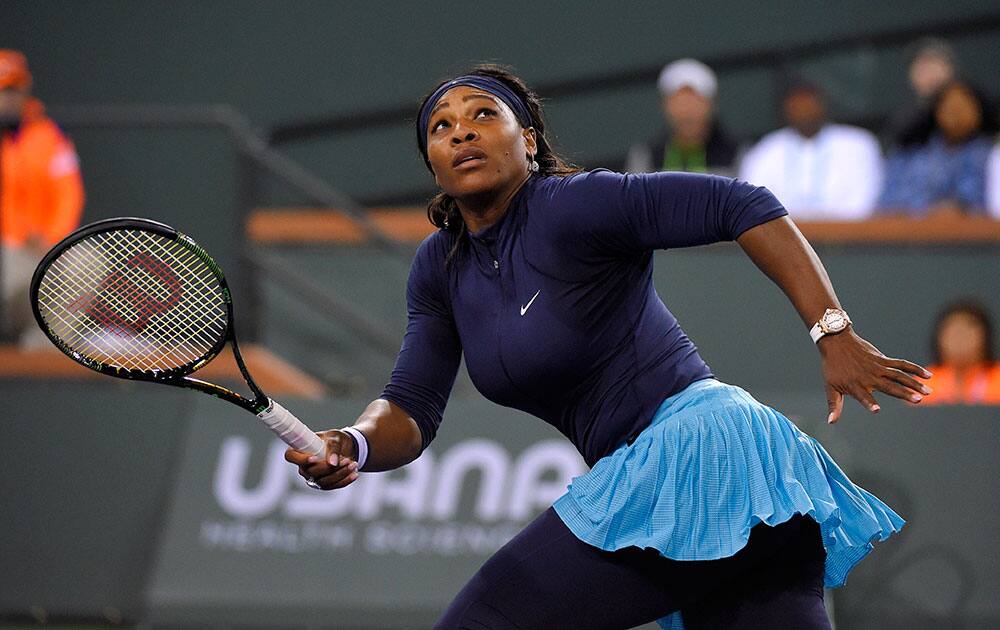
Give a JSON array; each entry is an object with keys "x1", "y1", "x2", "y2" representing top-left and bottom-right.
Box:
[{"x1": 417, "y1": 75, "x2": 535, "y2": 158}]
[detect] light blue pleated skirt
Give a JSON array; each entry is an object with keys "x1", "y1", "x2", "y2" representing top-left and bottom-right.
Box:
[{"x1": 551, "y1": 378, "x2": 905, "y2": 630}]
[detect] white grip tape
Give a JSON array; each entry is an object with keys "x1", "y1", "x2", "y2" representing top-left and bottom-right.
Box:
[{"x1": 256, "y1": 399, "x2": 326, "y2": 456}]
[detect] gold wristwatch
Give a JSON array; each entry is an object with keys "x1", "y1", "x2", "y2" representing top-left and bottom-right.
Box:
[{"x1": 810, "y1": 308, "x2": 852, "y2": 343}]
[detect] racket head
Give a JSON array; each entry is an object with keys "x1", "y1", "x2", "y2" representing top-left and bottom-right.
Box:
[{"x1": 30, "y1": 217, "x2": 233, "y2": 383}]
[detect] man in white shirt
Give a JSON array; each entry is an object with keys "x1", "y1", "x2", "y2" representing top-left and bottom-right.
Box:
[{"x1": 739, "y1": 80, "x2": 883, "y2": 220}]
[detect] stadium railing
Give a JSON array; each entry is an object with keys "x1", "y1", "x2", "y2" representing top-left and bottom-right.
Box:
[
  {"x1": 246, "y1": 208, "x2": 1000, "y2": 245},
  {"x1": 0, "y1": 104, "x2": 411, "y2": 381}
]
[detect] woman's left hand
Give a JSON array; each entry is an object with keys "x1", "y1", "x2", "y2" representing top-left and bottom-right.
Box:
[{"x1": 819, "y1": 329, "x2": 932, "y2": 424}]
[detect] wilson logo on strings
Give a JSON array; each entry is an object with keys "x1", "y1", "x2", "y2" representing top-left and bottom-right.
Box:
[{"x1": 68, "y1": 251, "x2": 182, "y2": 335}]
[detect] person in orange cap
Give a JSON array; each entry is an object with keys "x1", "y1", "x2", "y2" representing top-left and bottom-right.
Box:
[{"x1": 0, "y1": 49, "x2": 85, "y2": 345}]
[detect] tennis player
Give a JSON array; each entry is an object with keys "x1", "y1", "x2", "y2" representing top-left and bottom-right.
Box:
[{"x1": 286, "y1": 65, "x2": 928, "y2": 629}]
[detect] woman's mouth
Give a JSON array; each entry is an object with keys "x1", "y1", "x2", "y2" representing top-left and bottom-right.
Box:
[{"x1": 452, "y1": 147, "x2": 487, "y2": 169}]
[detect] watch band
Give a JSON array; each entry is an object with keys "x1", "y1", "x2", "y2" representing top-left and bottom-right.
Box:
[{"x1": 809, "y1": 322, "x2": 825, "y2": 343}]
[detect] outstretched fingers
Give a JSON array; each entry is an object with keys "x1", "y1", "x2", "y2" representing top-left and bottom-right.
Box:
[
  {"x1": 881, "y1": 356, "x2": 933, "y2": 379},
  {"x1": 882, "y1": 366, "x2": 932, "y2": 395},
  {"x1": 874, "y1": 377, "x2": 924, "y2": 404},
  {"x1": 822, "y1": 331, "x2": 934, "y2": 424}
]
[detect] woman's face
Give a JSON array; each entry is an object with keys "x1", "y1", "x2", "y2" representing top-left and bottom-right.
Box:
[
  {"x1": 935, "y1": 84, "x2": 982, "y2": 143},
  {"x1": 424, "y1": 85, "x2": 536, "y2": 199},
  {"x1": 909, "y1": 54, "x2": 953, "y2": 99},
  {"x1": 937, "y1": 311, "x2": 988, "y2": 368},
  {"x1": 663, "y1": 87, "x2": 713, "y2": 145}
]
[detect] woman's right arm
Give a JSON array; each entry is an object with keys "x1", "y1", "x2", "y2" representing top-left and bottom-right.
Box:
[
  {"x1": 285, "y1": 235, "x2": 462, "y2": 488},
  {"x1": 349, "y1": 398, "x2": 423, "y2": 471},
  {"x1": 283, "y1": 399, "x2": 423, "y2": 491},
  {"x1": 283, "y1": 399, "x2": 422, "y2": 489}
]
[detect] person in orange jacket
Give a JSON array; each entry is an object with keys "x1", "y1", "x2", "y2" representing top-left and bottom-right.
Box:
[
  {"x1": 924, "y1": 300, "x2": 1000, "y2": 405},
  {"x1": 0, "y1": 49, "x2": 84, "y2": 344}
]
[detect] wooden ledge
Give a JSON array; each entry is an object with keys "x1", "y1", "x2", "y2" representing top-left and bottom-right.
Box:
[
  {"x1": 248, "y1": 207, "x2": 433, "y2": 244},
  {"x1": 797, "y1": 216, "x2": 1000, "y2": 244},
  {"x1": 248, "y1": 208, "x2": 1000, "y2": 245},
  {"x1": 0, "y1": 344, "x2": 325, "y2": 399}
]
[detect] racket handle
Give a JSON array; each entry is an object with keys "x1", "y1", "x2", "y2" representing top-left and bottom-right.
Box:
[{"x1": 256, "y1": 399, "x2": 326, "y2": 457}]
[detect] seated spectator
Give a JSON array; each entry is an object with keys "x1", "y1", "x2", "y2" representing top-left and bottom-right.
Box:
[
  {"x1": 877, "y1": 80, "x2": 997, "y2": 217},
  {"x1": 0, "y1": 49, "x2": 84, "y2": 345},
  {"x1": 738, "y1": 79, "x2": 883, "y2": 220},
  {"x1": 987, "y1": 141, "x2": 1000, "y2": 218},
  {"x1": 626, "y1": 58, "x2": 737, "y2": 176},
  {"x1": 884, "y1": 38, "x2": 957, "y2": 147},
  {"x1": 923, "y1": 301, "x2": 1000, "y2": 405}
]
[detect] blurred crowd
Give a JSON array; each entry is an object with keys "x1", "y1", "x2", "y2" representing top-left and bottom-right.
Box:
[
  {"x1": 627, "y1": 39, "x2": 1000, "y2": 221},
  {"x1": 0, "y1": 43, "x2": 998, "y2": 405}
]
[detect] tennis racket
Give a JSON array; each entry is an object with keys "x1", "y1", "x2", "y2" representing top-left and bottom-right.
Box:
[{"x1": 29, "y1": 217, "x2": 326, "y2": 457}]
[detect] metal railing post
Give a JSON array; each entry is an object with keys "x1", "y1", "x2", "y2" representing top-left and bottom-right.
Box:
[
  {"x1": 46, "y1": 103, "x2": 410, "y2": 357},
  {"x1": 235, "y1": 149, "x2": 262, "y2": 341}
]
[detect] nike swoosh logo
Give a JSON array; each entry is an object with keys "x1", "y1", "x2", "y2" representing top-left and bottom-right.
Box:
[{"x1": 520, "y1": 290, "x2": 540, "y2": 316}]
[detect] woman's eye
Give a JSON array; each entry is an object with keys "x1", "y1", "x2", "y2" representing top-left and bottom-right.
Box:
[
  {"x1": 431, "y1": 119, "x2": 449, "y2": 133},
  {"x1": 475, "y1": 108, "x2": 497, "y2": 119}
]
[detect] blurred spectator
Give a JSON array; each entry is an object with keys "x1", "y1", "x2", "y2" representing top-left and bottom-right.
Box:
[
  {"x1": 738, "y1": 78, "x2": 883, "y2": 220},
  {"x1": 0, "y1": 49, "x2": 84, "y2": 345},
  {"x1": 987, "y1": 142, "x2": 1000, "y2": 218},
  {"x1": 885, "y1": 38, "x2": 957, "y2": 147},
  {"x1": 877, "y1": 80, "x2": 997, "y2": 217},
  {"x1": 626, "y1": 58, "x2": 737, "y2": 176},
  {"x1": 923, "y1": 301, "x2": 1000, "y2": 405}
]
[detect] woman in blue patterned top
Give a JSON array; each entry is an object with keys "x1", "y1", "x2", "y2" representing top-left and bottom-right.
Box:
[
  {"x1": 287, "y1": 65, "x2": 930, "y2": 629},
  {"x1": 879, "y1": 79, "x2": 997, "y2": 216}
]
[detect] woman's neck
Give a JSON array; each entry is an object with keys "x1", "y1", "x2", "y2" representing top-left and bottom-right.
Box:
[
  {"x1": 939, "y1": 130, "x2": 977, "y2": 147},
  {"x1": 456, "y1": 173, "x2": 531, "y2": 234}
]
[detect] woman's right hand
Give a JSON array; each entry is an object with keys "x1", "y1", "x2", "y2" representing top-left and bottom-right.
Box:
[{"x1": 284, "y1": 429, "x2": 359, "y2": 490}]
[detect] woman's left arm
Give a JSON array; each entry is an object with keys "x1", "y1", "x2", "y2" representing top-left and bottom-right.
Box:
[{"x1": 736, "y1": 216, "x2": 932, "y2": 423}]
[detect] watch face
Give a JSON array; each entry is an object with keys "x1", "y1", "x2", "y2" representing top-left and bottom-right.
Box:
[{"x1": 824, "y1": 311, "x2": 847, "y2": 332}]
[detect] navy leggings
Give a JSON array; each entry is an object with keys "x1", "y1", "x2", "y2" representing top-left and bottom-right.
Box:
[{"x1": 436, "y1": 508, "x2": 831, "y2": 630}]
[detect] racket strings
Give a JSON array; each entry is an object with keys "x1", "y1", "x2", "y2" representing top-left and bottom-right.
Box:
[
  {"x1": 71, "y1": 230, "x2": 226, "y2": 364},
  {"x1": 47, "y1": 253, "x2": 215, "y2": 369},
  {"x1": 77, "y1": 231, "x2": 223, "y2": 349},
  {"x1": 40, "y1": 235, "x2": 206, "y2": 369},
  {"x1": 36, "y1": 229, "x2": 228, "y2": 372},
  {"x1": 41, "y1": 231, "x2": 223, "y2": 370}
]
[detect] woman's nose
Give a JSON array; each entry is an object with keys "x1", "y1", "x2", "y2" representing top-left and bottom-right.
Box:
[{"x1": 451, "y1": 124, "x2": 478, "y2": 144}]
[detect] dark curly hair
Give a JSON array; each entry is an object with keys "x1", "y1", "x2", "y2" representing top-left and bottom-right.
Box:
[
  {"x1": 416, "y1": 64, "x2": 580, "y2": 262},
  {"x1": 897, "y1": 79, "x2": 999, "y2": 148}
]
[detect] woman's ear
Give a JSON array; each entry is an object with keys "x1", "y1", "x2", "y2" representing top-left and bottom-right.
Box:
[{"x1": 523, "y1": 127, "x2": 538, "y2": 159}]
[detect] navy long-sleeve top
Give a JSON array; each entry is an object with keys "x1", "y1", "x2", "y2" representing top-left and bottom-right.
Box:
[{"x1": 380, "y1": 169, "x2": 787, "y2": 466}]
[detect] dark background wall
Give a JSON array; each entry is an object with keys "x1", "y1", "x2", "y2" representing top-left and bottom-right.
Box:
[{"x1": 6, "y1": 1, "x2": 1000, "y2": 207}]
